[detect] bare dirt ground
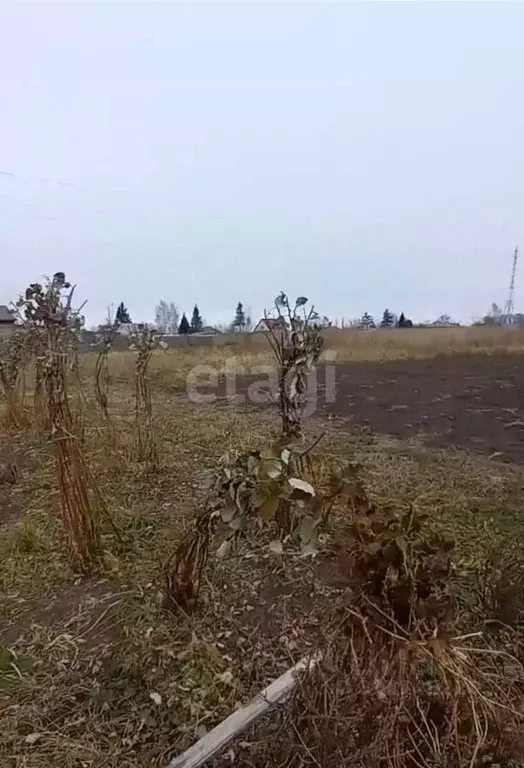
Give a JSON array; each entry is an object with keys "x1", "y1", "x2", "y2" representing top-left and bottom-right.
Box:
[
  {"x1": 327, "y1": 354, "x2": 524, "y2": 462},
  {"x1": 209, "y1": 354, "x2": 524, "y2": 463}
]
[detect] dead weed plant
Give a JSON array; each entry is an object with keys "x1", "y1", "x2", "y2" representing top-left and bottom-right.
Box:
[
  {"x1": 0, "y1": 330, "x2": 30, "y2": 427},
  {"x1": 16, "y1": 273, "x2": 103, "y2": 572},
  {"x1": 263, "y1": 490, "x2": 524, "y2": 768}
]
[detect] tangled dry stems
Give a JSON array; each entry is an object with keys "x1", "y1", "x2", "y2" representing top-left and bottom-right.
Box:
[
  {"x1": 94, "y1": 323, "x2": 118, "y2": 420},
  {"x1": 259, "y1": 493, "x2": 524, "y2": 768},
  {"x1": 0, "y1": 330, "x2": 31, "y2": 428},
  {"x1": 15, "y1": 275, "x2": 104, "y2": 573},
  {"x1": 283, "y1": 615, "x2": 523, "y2": 768},
  {"x1": 131, "y1": 325, "x2": 163, "y2": 466},
  {"x1": 264, "y1": 292, "x2": 323, "y2": 440}
]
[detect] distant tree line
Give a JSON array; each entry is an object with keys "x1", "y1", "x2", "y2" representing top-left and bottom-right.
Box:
[
  {"x1": 151, "y1": 300, "x2": 254, "y2": 335},
  {"x1": 108, "y1": 300, "x2": 461, "y2": 335},
  {"x1": 352, "y1": 309, "x2": 413, "y2": 329}
]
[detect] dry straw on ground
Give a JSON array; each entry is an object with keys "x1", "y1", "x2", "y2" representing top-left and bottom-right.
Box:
[{"x1": 2, "y1": 311, "x2": 524, "y2": 767}]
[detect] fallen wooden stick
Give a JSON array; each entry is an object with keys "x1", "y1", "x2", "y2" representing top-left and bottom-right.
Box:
[{"x1": 167, "y1": 653, "x2": 321, "y2": 768}]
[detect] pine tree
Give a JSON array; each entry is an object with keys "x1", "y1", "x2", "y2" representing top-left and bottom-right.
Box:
[
  {"x1": 178, "y1": 313, "x2": 190, "y2": 335},
  {"x1": 115, "y1": 302, "x2": 132, "y2": 324},
  {"x1": 396, "y1": 311, "x2": 413, "y2": 328},
  {"x1": 380, "y1": 308, "x2": 394, "y2": 328},
  {"x1": 232, "y1": 302, "x2": 247, "y2": 332},
  {"x1": 190, "y1": 305, "x2": 203, "y2": 334},
  {"x1": 360, "y1": 312, "x2": 376, "y2": 329}
]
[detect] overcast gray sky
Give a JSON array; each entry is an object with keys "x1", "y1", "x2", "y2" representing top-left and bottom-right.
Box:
[{"x1": 1, "y1": 2, "x2": 523, "y2": 327}]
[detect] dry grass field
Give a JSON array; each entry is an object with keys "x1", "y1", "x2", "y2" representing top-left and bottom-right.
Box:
[
  {"x1": 103, "y1": 324, "x2": 524, "y2": 380},
  {"x1": 2, "y1": 325, "x2": 524, "y2": 767}
]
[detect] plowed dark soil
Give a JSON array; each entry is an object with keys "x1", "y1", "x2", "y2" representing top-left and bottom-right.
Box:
[
  {"x1": 325, "y1": 354, "x2": 524, "y2": 462},
  {"x1": 208, "y1": 354, "x2": 524, "y2": 463}
]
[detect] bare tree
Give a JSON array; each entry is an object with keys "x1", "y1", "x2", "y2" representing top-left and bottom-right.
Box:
[
  {"x1": 155, "y1": 300, "x2": 179, "y2": 334},
  {"x1": 104, "y1": 304, "x2": 116, "y2": 327}
]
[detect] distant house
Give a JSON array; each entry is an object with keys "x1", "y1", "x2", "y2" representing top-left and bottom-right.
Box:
[
  {"x1": 0, "y1": 306, "x2": 16, "y2": 339},
  {"x1": 197, "y1": 326, "x2": 221, "y2": 336},
  {"x1": 252, "y1": 318, "x2": 284, "y2": 333},
  {"x1": 115, "y1": 323, "x2": 136, "y2": 337}
]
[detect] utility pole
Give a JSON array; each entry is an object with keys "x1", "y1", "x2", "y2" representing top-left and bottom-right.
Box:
[{"x1": 503, "y1": 245, "x2": 519, "y2": 319}]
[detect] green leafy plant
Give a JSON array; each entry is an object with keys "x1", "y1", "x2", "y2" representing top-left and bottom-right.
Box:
[
  {"x1": 341, "y1": 501, "x2": 455, "y2": 628},
  {"x1": 164, "y1": 439, "x2": 346, "y2": 613},
  {"x1": 206, "y1": 441, "x2": 340, "y2": 556}
]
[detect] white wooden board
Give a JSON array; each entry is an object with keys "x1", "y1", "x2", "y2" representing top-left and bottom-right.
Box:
[{"x1": 167, "y1": 653, "x2": 320, "y2": 768}]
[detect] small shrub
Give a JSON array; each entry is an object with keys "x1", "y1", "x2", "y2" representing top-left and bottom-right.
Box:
[{"x1": 164, "y1": 439, "x2": 347, "y2": 613}]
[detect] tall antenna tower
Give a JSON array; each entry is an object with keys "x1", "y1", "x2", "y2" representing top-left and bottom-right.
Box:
[{"x1": 504, "y1": 245, "x2": 519, "y2": 318}]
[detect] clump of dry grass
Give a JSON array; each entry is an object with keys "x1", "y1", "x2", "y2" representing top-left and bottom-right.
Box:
[
  {"x1": 323, "y1": 324, "x2": 524, "y2": 362},
  {"x1": 252, "y1": 491, "x2": 524, "y2": 768},
  {"x1": 283, "y1": 613, "x2": 523, "y2": 768}
]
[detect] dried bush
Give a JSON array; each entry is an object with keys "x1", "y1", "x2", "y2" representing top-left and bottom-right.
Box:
[
  {"x1": 264, "y1": 292, "x2": 323, "y2": 439},
  {"x1": 16, "y1": 274, "x2": 103, "y2": 572},
  {"x1": 163, "y1": 508, "x2": 211, "y2": 615},
  {"x1": 131, "y1": 325, "x2": 163, "y2": 466},
  {"x1": 0, "y1": 330, "x2": 30, "y2": 427},
  {"x1": 94, "y1": 323, "x2": 117, "y2": 420},
  {"x1": 32, "y1": 352, "x2": 47, "y2": 429},
  {"x1": 258, "y1": 492, "x2": 524, "y2": 768}
]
